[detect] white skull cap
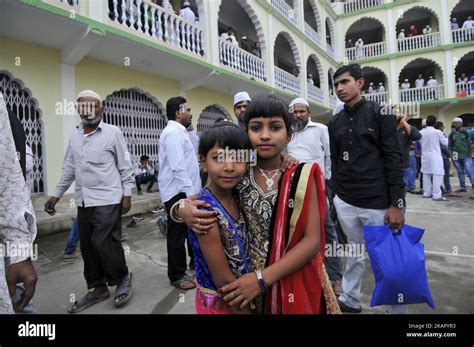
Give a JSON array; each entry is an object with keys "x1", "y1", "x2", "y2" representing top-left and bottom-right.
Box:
[
  {"x1": 77, "y1": 90, "x2": 102, "y2": 102},
  {"x1": 233, "y1": 91, "x2": 251, "y2": 106}
]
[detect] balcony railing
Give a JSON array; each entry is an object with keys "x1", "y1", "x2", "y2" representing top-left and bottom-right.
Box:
[
  {"x1": 363, "y1": 92, "x2": 388, "y2": 104},
  {"x1": 345, "y1": 42, "x2": 386, "y2": 60},
  {"x1": 304, "y1": 22, "x2": 322, "y2": 47},
  {"x1": 343, "y1": 0, "x2": 385, "y2": 13},
  {"x1": 270, "y1": 0, "x2": 298, "y2": 26},
  {"x1": 399, "y1": 85, "x2": 444, "y2": 102},
  {"x1": 397, "y1": 32, "x2": 441, "y2": 52},
  {"x1": 108, "y1": 0, "x2": 204, "y2": 57},
  {"x1": 307, "y1": 83, "x2": 325, "y2": 104},
  {"x1": 456, "y1": 81, "x2": 474, "y2": 97},
  {"x1": 273, "y1": 66, "x2": 300, "y2": 94},
  {"x1": 452, "y1": 27, "x2": 474, "y2": 43},
  {"x1": 218, "y1": 39, "x2": 266, "y2": 81}
]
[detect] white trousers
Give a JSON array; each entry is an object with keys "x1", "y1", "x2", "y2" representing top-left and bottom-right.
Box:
[{"x1": 423, "y1": 173, "x2": 443, "y2": 199}]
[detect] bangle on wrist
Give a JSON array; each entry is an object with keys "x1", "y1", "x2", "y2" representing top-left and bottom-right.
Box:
[
  {"x1": 255, "y1": 269, "x2": 268, "y2": 292},
  {"x1": 170, "y1": 200, "x2": 184, "y2": 223}
]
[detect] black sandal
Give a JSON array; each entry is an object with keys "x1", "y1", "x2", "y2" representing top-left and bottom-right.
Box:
[
  {"x1": 114, "y1": 273, "x2": 133, "y2": 308},
  {"x1": 68, "y1": 291, "x2": 110, "y2": 314}
]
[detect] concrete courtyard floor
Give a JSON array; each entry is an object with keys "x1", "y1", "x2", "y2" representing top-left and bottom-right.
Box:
[{"x1": 31, "y1": 187, "x2": 473, "y2": 315}]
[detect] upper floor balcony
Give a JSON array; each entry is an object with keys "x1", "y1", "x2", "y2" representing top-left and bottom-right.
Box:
[
  {"x1": 273, "y1": 66, "x2": 301, "y2": 94},
  {"x1": 108, "y1": 0, "x2": 205, "y2": 57},
  {"x1": 363, "y1": 91, "x2": 388, "y2": 104},
  {"x1": 342, "y1": 0, "x2": 385, "y2": 14},
  {"x1": 450, "y1": 1, "x2": 474, "y2": 44},
  {"x1": 270, "y1": 0, "x2": 298, "y2": 26},
  {"x1": 400, "y1": 85, "x2": 445, "y2": 103},
  {"x1": 395, "y1": 6, "x2": 441, "y2": 53},
  {"x1": 344, "y1": 17, "x2": 386, "y2": 62},
  {"x1": 346, "y1": 41, "x2": 386, "y2": 60},
  {"x1": 267, "y1": 0, "x2": 330, "y2": 56},
  {"x1": 455, "y1": 51, "x2": 474, "y2": 98},
  {"x1": 397, "y1": 32, "x2": 441, "y2": 52}
]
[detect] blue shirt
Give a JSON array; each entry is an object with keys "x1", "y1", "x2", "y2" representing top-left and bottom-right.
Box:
[{"x1": 188, "y1": 189, "x2": 250, "y2": 291}]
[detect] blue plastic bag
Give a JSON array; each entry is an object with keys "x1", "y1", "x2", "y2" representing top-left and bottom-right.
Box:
[{"x1": 362, "y1": 224, "x2": 435, "y2": 309}]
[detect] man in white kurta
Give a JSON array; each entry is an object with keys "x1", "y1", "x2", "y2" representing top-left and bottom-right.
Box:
[
  {"x1": 419, "y1": 116, "x2": 448, "y2": 201},
  {"x1": 0, "y1": 93, "x2": 38, "y2": 314}
]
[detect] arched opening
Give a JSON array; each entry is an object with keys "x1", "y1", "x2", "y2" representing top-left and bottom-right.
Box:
[
  {"x1": 304, "y1": 0, "x2": 322, "y2": 44},
  {"x1": 328, "y1": 68, "x2": 335, "y2": 96},
  {"x1": 455, "y1": 51, "x2": 474, "y2": 97},
  {"x1": 218, "y1": 0, "x2": 260, "y2": 49},
  {"x1": 273, "y1": 32, "x2": 301, "y2": 94},
  {"x1": 459, "y1": 113, "x2": 474, "y2": 128},
  {"x1": 399, "y1": 58, "x2": 444, "y2": 102},
  {"x1": 197, "y1": 104, "x2": 232, "y2": 133},
  {"x1": 361, "y1": 66, "x2": 388, "y2": 104},
  {"x1": 396, "y1": 6, "x2": 441, "y2": 51},
  {"x1": 274, "y1": 32, "x2": 299, "y2": 74},
  {"x1": 217, "y1": 0, "x2": 266, "y2": 80},
  {"x1": 0, "y1": 71, "x2": 45, "y2": 195},
  {"x1": 345, "y1": 17, "x2": 386, "y2": 60},
  {"x1": 306, "y1": 54, "x2": 324, "y2": 103},
  {"x1": 325, "y1": 18, "x2": 335, "y2": 49},
  {"x1": 306, "y1": 54, "x2": 323, "y2": 89},
  {"x1": 450, "y1": 0, "x2": 474, "y2": 43},
  {"x1": 103, "y1": 88, "x2": 166, "y2": 167}
]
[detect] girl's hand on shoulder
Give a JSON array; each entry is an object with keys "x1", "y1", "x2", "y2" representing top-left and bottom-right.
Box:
[
  {"x1": 219, "y1": 272, "x2": 261, "y2": 309},
  {"x1": 178, "y1": 199, "x2": 218, "y2": 235},
  {"x1": 280, "y1": 154, "x2": 299, "y2": 172}
]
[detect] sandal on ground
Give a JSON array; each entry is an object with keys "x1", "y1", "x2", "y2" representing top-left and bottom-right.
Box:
[
  {"x1": 171, "y1": 275, "x2": 196, "y2": 290},
  {"x1": 114, "y1": 273, "x2": 133, "y2": 308},
  {"x1": 68, "y1": 290, "x2": 110, "y2": 314}
]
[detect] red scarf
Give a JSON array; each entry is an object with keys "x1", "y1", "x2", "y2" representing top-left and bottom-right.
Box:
[{"x1": 264, "y1": 163, "x2": 327, "y2": 314}]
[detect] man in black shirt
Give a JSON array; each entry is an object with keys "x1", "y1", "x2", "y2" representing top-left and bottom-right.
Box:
[{"x1": 328, "y1": 64, "x2": 406, "y2": 314}]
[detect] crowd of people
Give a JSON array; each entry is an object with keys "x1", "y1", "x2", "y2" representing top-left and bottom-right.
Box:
[{"x1": 1, "y1": 60, "x2": 473, "y2": 315}]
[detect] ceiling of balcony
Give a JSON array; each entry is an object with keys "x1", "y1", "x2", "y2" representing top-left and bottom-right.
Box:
[
  {"x1": 451, "y1": 0, "x2": 474, "y2": 22},
  {"x1": 346, "y1": 18, "x2": 384, "y2": 44},
  {"x1": 218, "y1": 0, "x2": 258, "y2": 44},
  {"x1": 396, "y1": 7, "x2": 439, "y2": 32},
  {"x1": 454, "y1": 51, "x2": 474, "y2": 79}
]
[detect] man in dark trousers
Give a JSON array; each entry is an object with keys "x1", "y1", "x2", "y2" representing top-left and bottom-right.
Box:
[
  {"x1": 328, "y1": 64, "x2": 406, "y2": 314},
  {"x1": 44, "y1": 90, "x2": 135, "y2": 313},
  {"x1": 158, "y1": 96, "x2": 201, "y2": 290}
]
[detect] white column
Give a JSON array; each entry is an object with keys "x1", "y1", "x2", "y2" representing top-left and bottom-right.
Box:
[
  {"x1": 268, "y1": 13, "x2": 275, "y2": 88},
  {"x1": 335, "y1": 14, "x2": 344, "y2": 61},
  {"x1": 386, "y1": 8, "x2": 397, "y2": 54},
  {"x1": 60, "y1": 63, "x2": 76, "y2": 194},
  {"x1": 444, "y1": 50, "x2": 456, "y2": 98},
  {"x1": 321, "y1": 6, "x2": 328, "y2": 52},
  {"x1": 302, "y1": 44, "x2": 308, "y2": 99},
  {"x1": 208, "y1": 0, "x2": 220, "y2": 66},
  {"x1": 439, "y1": 0, "x2": 452, "y2": 44},
  {"x1": 389, "y1": 58, "x2": 399, "y2": 103},
  {"x1": 88, "y1": 0, "x2": 107, "y2": 22},
  {"x1": 295, "y1": 0, "x2": 304, "y2": 32}
]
